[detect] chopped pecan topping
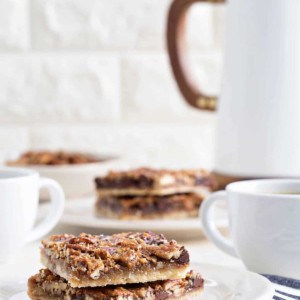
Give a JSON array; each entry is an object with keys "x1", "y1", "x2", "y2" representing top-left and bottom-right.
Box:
[
  {"x1": 7, "y1": 150, "x2": 101, "y2": 166},
  {"x1": 95, "y1": 168, "x2": 217, "y2": 190},
  {"x1": 42, "y1": 232, "x2": 190, "y2": 278}
]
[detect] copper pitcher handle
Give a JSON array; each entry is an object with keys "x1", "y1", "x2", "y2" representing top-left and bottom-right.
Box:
[{"x1": 167, "y1": 0, "x2": 225, "y2": 111}]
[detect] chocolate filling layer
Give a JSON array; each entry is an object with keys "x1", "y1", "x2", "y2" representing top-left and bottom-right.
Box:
[{"x1": 95, "y1": 175, "x2": 154, "y2": 189}]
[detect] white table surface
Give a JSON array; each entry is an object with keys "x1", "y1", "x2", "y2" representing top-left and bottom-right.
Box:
[{"x1": 0, "y1": 222, "x2": 244, "y2": 284}]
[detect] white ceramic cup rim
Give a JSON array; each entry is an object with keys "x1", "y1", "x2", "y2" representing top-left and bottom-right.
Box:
[
  {"x1": 226, "y1": 179, "x2": 300, "y2": 199},
  {"x1": 0, "y1": 166, "x2": 38, "y2": 181}
]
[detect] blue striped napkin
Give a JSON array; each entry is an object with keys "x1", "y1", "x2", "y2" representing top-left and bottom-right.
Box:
[{"x1": 263, "y1": 275, "x2": 300, "y2": 300}]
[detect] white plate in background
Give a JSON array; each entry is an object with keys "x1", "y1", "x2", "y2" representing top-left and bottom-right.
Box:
[
  {"x1": 27, "y1": 154, "x2": 122, "y2": 199},
  {"x1": 57, "y1": 196, "x2": 228, "y2": 232},
  {"x1": 9, "y1": 263, "x2": 274, "y2": 300}
]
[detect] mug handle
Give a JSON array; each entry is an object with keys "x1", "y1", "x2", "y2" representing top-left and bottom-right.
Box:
[
  {"x1": 25, "y1": 178, "x2": 65, "y2": 243},
  {"x1": 201, "y1": 191, "x2": 237, "y2": 257},
  {"x1": 167, "y1": 0, "x2": 225, "y2": 111}
]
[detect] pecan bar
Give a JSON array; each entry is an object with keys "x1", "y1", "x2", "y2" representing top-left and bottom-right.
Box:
[
  {"x1": 28, "y1": 269, "x2": 204, "y2": 300},
  {"x1": 41, "y1": 232, "x2": 190, "y2": 288},
  {"x1": 95, "y1": 193, "x2": 204, "y2": 220},
  {"x1": 95, "y1": 168, "x2": 217, "y2": 196},
  {"x1": 7, "y1": 150, "x2": 100, "y2": 166}
]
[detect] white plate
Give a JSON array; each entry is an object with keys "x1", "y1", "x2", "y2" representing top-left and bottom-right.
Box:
[
  {"x1": 58, "y1": 197, "x2": 228, "y2": 232},
  {"x1": 9, "y1": 263, "x2": 274, "y2": 300},
  {"x1": 30, "y1": 154, "x2": 121, "y2": 199}
]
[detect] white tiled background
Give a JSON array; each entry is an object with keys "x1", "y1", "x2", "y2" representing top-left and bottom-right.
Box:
[{"x1": 0, "y1": 0, "x2": 226, "y2": 168}]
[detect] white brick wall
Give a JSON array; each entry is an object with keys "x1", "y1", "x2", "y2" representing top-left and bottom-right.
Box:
[
  {"x1": 0, "y1": 0, "x2": 225, "y2": 166},
  {"x1": 29, "y1": 123, "x2": 216, "y2": 169},
  {"x1": 32, "y1": 0, "x2": 171, "y2": 50},
  {"x1": 0, "y1": 127, "x2": 29, "y2": 163},
  {"x1": 0, "y1": 0, "x2": 29, "y2": 50},
  {"x1": 0, "y1": 54, "x2": 120, "y2": 122}
]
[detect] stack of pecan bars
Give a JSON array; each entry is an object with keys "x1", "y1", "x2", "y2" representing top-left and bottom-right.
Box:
[
  {"x1": 95, "y1": 168, "x2": 217, "y2": 220},
  {"x1": 28, "y1": 231, "x2": 204, "y2": 299}
]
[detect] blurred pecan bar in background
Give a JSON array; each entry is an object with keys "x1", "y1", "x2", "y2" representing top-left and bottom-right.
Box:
[
  {"x1": 7, "y1": 150, "x2": 100, "y2": 166},
  {"x1": 95, "y1": 193, "x2": 204, "y2": 220},
  {"x1": 28, "y1": 269, "x2": 204, "y2": 300},
  {"x1": 95, "y1": 168, "x2": 217, "y2": 197},
  {"x1": 41, "y1": 232, "x2": 190, "y2": 288}
]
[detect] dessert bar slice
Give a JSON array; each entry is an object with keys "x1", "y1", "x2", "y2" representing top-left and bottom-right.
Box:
[
  {"x1": 41, "y1": 232, "x2": 190, "y2": 288},
  {"x1": 95, "y1": 193, "x2": 204, "y2": 220},
  {"x1": 95, "y1": 168, "x2": 217, "y2": 196},
  {"x1": 28, "y1": 269, "x2": 204, "y2": 300},
  {"x1": 7, "y1": 150, "x2": 99, "y2": 166}
]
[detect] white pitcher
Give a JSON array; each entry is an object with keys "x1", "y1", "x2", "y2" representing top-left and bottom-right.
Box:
[{"x1": 167, "y1": 0, "x2": 300, "y2": 183}]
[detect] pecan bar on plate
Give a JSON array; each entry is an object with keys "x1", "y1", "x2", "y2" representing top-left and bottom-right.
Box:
[
  {"x1": 28, "y1": 269, "x2": 204, "y2": 300},
  {"x1": 95, "y1": 193, "x2": 204, "y2": 220},
  {"x1": 95, "y1": 168, "x2": 217, "y2": 196},
  {"x1": 41, "y1": 232, "x2": 190, "y2": 288},
  {"x1": 7, "y1": 150, "x2": 100, "y2": 166}
]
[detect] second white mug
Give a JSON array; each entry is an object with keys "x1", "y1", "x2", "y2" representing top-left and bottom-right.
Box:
[
  {"x1": 0, "y1": 167, "x2": 65, "y2": 262},
  {"x1": 201, "y1": 179, "x2": 300, "y2": 279}
]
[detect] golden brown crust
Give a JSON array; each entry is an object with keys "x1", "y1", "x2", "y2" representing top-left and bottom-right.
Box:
[
  {"x1": 41, "y1": 232, "x2": 190, "y2": 287},
  {"x1": 7, "y1": 150, "x2": 100, "y2": 166},
  {"x1": 95, "y1": 168, "x2": 217, "y2": 196},
  {"x1": 28, "y1": 269, "x2": 204, "y2": 300},
  {"x1": 95, "y1": 193, "x2": 203, "y2": 220}
]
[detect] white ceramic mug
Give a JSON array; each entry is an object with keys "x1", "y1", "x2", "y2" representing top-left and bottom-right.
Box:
[
  {"x1": 0, "y1": 167, "x2": 65, "y2": 261},
  {"x1": 201, "y1": 179, "x2": 300, "y2": 279}
]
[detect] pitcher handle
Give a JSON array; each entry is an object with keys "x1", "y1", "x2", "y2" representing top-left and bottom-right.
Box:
[{"x1": 167, "y1": 0, "x2": 225, "y2": 111}]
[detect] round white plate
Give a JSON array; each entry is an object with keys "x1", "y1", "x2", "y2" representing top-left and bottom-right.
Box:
[
  {"x1": 9, "y1": 263, "x2": 274, "y2": 300},
  {"x1": 31, "y1": 154, "x2": 121, "y2": 199},
  {"x1": 58, "y1": 197, "x2": 228, "y2": 232}
]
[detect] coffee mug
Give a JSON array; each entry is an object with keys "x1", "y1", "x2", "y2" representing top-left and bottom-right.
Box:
[
  {"x1": 201, "y1": 179, "x2": 300, "y2": 279},
  {"x1": 0, "y1": 167, "x2": 65, "y2": 261}
]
